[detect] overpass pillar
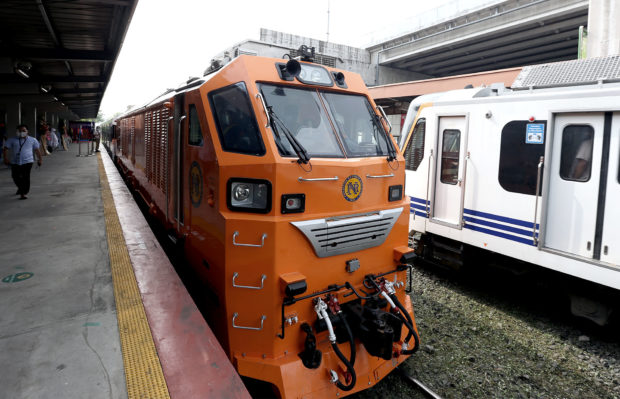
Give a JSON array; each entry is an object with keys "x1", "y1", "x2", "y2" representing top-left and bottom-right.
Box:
[{"x1": 587, "y1": 0, "x2": 620, "y2": 57}]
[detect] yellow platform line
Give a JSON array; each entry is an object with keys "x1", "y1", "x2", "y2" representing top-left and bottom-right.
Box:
[{"x1": 98, "y1": 153, "x2": 171, "y2": 399}]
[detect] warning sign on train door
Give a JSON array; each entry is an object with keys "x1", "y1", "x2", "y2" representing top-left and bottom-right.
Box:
[{"x1": 526, "y1": 123, "x2": 545, "y2": 144}]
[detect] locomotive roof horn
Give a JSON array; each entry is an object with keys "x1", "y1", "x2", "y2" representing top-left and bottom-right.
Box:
[{"x1": 277, "y1": 59, "x2": 301, "y2": 81}]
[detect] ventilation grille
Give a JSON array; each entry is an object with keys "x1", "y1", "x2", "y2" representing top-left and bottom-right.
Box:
[
  {"x1": 291, "y1": 208, "x2": 403, "y2": 258},
  {"x1": 143, "y1": 107, "x2": 169, "y2": 193},
  {"x1": 289, "y1": 49, "x2": 337, "y2": 68},
  {"x1": 513, "y1": 55, "x2": 620, "y2": 89}
]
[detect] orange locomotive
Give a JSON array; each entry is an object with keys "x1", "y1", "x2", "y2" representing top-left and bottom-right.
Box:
[{"x1": 113, "y1": 46, "x2": 420, "y2": 398}]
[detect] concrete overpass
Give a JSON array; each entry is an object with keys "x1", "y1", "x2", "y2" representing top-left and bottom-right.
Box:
[{"x1": 369, "y1": 0, "x2": 588, "y2": 82}]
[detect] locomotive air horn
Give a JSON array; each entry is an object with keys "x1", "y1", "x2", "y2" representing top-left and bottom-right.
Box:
[{"x1": 285, "y1": 59, "x2": 301, "y2": 78}]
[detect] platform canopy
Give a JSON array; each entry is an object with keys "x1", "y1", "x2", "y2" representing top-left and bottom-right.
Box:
[{"x1": 0, "y1": 0, "x2": 138, "y2": 120}]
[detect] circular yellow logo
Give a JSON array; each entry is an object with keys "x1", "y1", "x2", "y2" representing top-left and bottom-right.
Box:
[
  {"x1": 342, "y1": 175, "x2": 363, "y2": 202},
  {"x1": 189, "y1": 161, "x2": 203, "y2": 207}
]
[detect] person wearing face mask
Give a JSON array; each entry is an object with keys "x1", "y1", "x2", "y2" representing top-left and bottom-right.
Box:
[{"x1": 3, "y1": 124, "x2": 42, "y2": 200}]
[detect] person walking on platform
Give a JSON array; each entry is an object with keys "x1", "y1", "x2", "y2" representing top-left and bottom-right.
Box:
[
  {"x1": 93, "y1": 125, "x2": 101, "y2": 152},
  {"x1": 3, "y1": 124, "x2": 42, "y2": 200}
]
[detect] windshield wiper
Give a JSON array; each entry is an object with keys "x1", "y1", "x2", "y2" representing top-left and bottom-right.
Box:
[
  {"x1": 268, "y1": 107, "x2": 311, "y2": 164},
  {"x1": 371, "y1": 114, "x2": 397, "y2": 162}
]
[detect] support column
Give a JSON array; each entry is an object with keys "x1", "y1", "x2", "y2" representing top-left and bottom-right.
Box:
[
  {"x1": 587, "y1": 0, "x2": 620, "y2": 58},
  {"x1": 6, "y1": 102, "x2": 21, "y2": 135}
]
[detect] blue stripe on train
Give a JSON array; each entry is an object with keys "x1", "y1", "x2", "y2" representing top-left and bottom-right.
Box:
[
  {"x1": 464, "y1": 208, "x2": 539, "y2": 230},
  {"x1": 463, "y1": 216, "x2": 537, "y2": 238},
  {"x1": 410, "y1": 196, "x2": 538, "y2": 245},
  {"x1": 409, "y1": 196, "x2": 427, "y2": 205},
  {"x1": 464, "y1": 224, "x2": 535, "y2": 246},
  {"x1": 410, "y1": 203, "x2": 427, "y2": 212}
]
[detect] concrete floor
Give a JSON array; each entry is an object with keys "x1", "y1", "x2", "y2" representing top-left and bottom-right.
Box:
[{"x1": 0, "y1": 144, "x2": 127, "y2": 399}]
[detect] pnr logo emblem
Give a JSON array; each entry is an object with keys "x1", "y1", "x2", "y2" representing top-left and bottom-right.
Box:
[
  {"x1": 342, "y1": 175, "x2": 363, "y2": 202},
  {"x1": 189, "y1": 161, "x2": 203, "y2": 208}
]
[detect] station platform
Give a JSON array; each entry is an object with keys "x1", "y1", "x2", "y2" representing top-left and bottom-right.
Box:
[{"x1": 0, "y1": 143, "x2": 250, "y2": 399}]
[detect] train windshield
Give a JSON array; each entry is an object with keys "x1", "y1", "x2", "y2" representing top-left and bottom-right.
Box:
[{"x1": 259, "y1": 84, "x2": 390, "y2": 158}]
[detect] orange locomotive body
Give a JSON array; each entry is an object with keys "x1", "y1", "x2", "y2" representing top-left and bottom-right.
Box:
[{"x1": 114, "y1": 51, "x2": 420, "y2": 398}]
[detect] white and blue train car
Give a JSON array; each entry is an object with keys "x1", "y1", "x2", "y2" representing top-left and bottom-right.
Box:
[{"x1": 399, "y1": 56, "x2": 620, "y2": 314}]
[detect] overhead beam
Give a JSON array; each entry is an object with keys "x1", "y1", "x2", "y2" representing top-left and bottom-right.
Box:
[
  {"x1": 0, "y1": 74, "x2": 107, "y2": 83},
  {"x1": 75, "y1": 0, "x2": 132, "y2": 5},
  {"x1": 6, "y1": 47, "x2": 115, "y2": 62},
  {"x1": 36, "y1": 0, "x2": 74, "y2": 75},
  {"x1": 54, "y1": 88, "x2": 103, "y2": 95}
]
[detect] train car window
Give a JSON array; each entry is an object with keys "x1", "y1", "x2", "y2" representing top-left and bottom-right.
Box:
[
  {"x1": 498, "y1": 120, "x2": 547, "y2": 195},
  {"x1": 188, "y1": 104, "x2": 203, "y2": 146},
  {"x1": 559, "y1": 124, "x2": 594, "y2": 182},
  {"x1": 440, "y1": 129, "x2": 460, "y2": 184},
  {"x1": 208, "y1": 82, "x2": 266, "y2": 156},
  {"x1": 258, "y1": 84, "x2": 344, "y2": 157},
  {"x1": 404, "y1": 118, "x2": 425, "y2": 171},
  {"x1": 321, "y1": 92, "x2": 390, "y2": 157}
]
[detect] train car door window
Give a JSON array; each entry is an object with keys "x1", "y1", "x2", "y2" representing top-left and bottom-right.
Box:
[
  {"x1": 559, "y1": 125, "x2": 594, "y2": 182},
  {"x1": 209, "y1": 82, "x2": 265, "y2": 156},
  {"x1": 432, "y1": 115, "x2": 468, "y2": 228},
  {"x1": 498, "y1": 120, "x2": 547, "y2": 195},
  {"x1": 188, "y1": 104, "x2": 203, "y2": 146},
  {"x1": 404, "y1": 118, "x2": 425, "y2": 171},
  {"x1": 440, "y1": 129, "x2": 460, "y2": 185}
]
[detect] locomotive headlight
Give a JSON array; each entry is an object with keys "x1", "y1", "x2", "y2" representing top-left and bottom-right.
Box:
[
  {"x1": 232, "y1": 183, "x2": 251, "y2": 202},
  {"x1": 296, "y1": 64, "x2": 333, "y2": 86},
  {"x1": 227, "y1": 178, "x2": 272, "y2": 213}
]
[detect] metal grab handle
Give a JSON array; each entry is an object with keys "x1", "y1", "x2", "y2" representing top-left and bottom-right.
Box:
[
  {"x1": 366, "y1": 173, "x2": 395, "y2": 179},
  {"x1": 298, "y1": 176, "x2": 339, "y2": 182},
  {"x1": 232, "y1": 313, "x2": 266, "y2": 331},
  {"x1": 256, "y1": 92, "x2": 271, "y2": 128},
  {"x1": 232, "y1": 272, "x2": 267, "y2": 289},
  {"x1": 425, "y1": 149, "x2": 433, "y2": 215},
  {"x1": 232, "y1": 231, "x2": 267, "y2": 247},
  {"x1": 460, "y1": 152, "x2": 470, "y2": 227},
  {"x1": 532, "y1": 156, "x2": 544, "y2": 245}
]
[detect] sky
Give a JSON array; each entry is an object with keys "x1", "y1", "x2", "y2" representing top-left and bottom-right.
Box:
[{"x1": 99, "y1": 0, "x2": 493, "y2": 118}]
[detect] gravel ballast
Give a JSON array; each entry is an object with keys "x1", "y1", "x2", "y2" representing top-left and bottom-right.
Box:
[{"x1": 354, "y1": 263, "x2": 620, "y2": 399}]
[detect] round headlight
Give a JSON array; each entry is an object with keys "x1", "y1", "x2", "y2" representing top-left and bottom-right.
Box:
[{"x1": 233, "y1": 184, "x2": 250, "y2": 201}]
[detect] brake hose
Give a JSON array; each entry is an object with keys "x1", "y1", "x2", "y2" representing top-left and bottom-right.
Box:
[
  {"x1": 316, "y1": 298, "x2": 357, "y2": 391},
  {"x1": 389, "y1": 293, "x2": 420, "y2": 354},
  {"x1": 330, "y1": 314, "x2": 357, "y2": 391}
]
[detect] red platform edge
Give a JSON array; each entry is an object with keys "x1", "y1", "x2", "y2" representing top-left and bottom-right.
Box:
[{"x1": 101, "y1": 150, "x2": 250, "y2": 399}]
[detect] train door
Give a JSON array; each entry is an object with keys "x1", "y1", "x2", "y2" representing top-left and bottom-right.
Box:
[
  {"x1": 544, "y1": 113, "x2": 610, "y2": 261},
  {"x1": 184, "y1": 97, "x2": 205, "y2": 229},
  {"x1": 431, "y1": 115, "x2": 468, "y2": 228},
  {"x1": 600, "y1": 113, "x2": 620, "y2": 265},
  {"x1": 173, "y1": 93, "x2": 186, "y2": 230}
]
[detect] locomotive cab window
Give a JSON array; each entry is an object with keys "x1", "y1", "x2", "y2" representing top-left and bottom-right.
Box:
[
  {"x1": 209, "y1": 82, "x2": 266, "y2": 156},
  {"x1": 404, "y1": 118, "x2": 425, "y2": 171},
  {"x1": 321, "y1": 91, "x2": 390, "y2": 157},
  {"x1": 259, "y1": 84, "x2": 343, "y2": 157},
  {"x1": 258, "y1": 84, "x2": 392, "y2": 159},
  {"x1": 559, "y1": 124, "x2": 594, "y2": 182},
  {"x1": 188, "y1": 104, "x2": 203, "y2": 146},
  {"x1": 440, "y1": 129, "x2": 460, "y2": 184},
  {"x1": 498, "y1": 120, "x2": 547, "y2": 195}
]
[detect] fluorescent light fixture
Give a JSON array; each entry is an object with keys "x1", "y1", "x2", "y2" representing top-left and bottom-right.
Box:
[{"x1": 15, "y1": 68, "x2": 29, "y2": 79}]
